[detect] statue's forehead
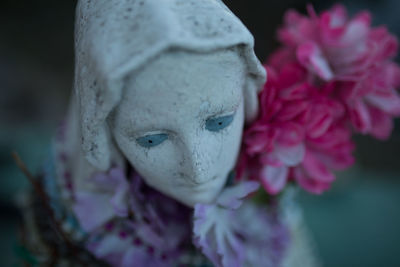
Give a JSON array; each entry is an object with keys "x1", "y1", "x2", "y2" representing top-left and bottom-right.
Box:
[
  {"x1": 122, "y1": 50, "x2": 245, "y2": 113},
  {"x1": 124, "y1": 73, "x2": 243, "y2": 119}
]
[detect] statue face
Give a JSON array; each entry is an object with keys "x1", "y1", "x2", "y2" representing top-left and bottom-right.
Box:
[{"x1": 110, "y1": 49, "x2": 246, "y2": 206}]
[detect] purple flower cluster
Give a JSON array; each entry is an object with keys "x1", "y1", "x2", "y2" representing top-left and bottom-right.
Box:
[
  {"x1": 71, "y1": 168, "x2": 290, "y2": 267},
  {"x1": 73, "y1": 168, "x2": 193, "y2": 266}
]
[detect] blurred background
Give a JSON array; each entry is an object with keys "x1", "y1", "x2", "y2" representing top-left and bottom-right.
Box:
[{"x1": 1, "y1": 0, "x2": 399, "y2": 266}]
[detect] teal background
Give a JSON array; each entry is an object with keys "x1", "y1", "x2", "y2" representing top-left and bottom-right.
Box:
[{"x1": 1, "y1": 0, "x2": 399, "y2": 266}]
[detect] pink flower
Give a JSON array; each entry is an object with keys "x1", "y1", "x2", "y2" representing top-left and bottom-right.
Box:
[
  {"x1": 240, "y1": 60, "x2": 349, "y2": 195},
  {"x1": 239, "y1": 66, "x2": 351, "y2": 195},
  {"x1": 278, "y1": 4, "x2": 399, "y2": 82},
  {"x1": 275, "y1": 4, "x2": 400, "y2": 138},
  {"x1": 238, "y1": 4, "x2": 399, "y2": 196},
  {"x1": 239, "y1": 64, "x2": 310, "y2": 194}
]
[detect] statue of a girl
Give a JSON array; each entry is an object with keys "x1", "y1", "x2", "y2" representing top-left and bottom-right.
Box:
[
  {"x1": 19, "y1": 0, "x2": 318, "y2": 266},
  {"x1": 71, "y1": 0, "x2": 265, "y2": 207}
]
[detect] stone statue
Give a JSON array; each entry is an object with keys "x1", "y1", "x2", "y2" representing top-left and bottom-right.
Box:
[
  {"x1": 18, "y1": 1, "x2": 320, "y2": 266},
  {"x1": 68, "y1": 0, "x2": 266, "y2": 206}
]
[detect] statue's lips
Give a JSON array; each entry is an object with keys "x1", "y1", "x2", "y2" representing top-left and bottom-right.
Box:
[{"x1": 175, "y1": 175, "x2": 220, "y2": 191}]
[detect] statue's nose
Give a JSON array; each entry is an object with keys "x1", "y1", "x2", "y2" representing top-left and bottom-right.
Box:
[
  {"x1": 188, "y1": 152, "x2": 211, "y2": 184},
  {"x1": 181, "y1": 136, "x2": 213, "y2": 184}
]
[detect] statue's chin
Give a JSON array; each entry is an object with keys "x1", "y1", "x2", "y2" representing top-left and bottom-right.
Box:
[{"x1": 173, "y1": 186, "x2": 223, "y2": 207}]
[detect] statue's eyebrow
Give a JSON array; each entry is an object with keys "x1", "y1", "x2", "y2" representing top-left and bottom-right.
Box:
[{"x1": 197, "y1": 98, "x2": 241, "y2": 119}]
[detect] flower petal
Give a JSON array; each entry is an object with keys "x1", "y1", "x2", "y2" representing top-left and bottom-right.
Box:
[
  {"x1": 349, "y1": 99, "x2": 372, "y2": 133},
  {"x1": 260, "y1": 165, "x2": 289, "y2": 195},
  {"x1": 73, "y1": 191, "x2": 115, "y2": 232},
  {"x1": 217, "y1": 181, "x2": 260, "y2": 209},
  {"x1": 302, "y1": 150, "x2": 335, "y2": 183},
  {"x1": 275, "y1": 143, "x2": 305, "y2": 166},
  {"x1": 368, "y1": 106, "x2": 394, "y2": 140},
  {"x1": 297, "y1": 42, "x2": 334, "y2": 81}
]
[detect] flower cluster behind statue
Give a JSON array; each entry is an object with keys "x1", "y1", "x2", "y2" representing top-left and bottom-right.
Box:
[{"x1": 238, "y1": 4, "x2": 400, "y2": 195}]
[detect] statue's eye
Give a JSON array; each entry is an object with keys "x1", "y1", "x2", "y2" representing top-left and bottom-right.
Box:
[
  {"x1": 136, "y1": 133, "x2": 168, "y2": 148},
  {"x1": 205, "y1": 114, "x2": 234, "y2": 132}
]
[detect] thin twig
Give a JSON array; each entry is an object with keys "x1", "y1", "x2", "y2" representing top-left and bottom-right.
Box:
[
  {"x1": 12, "y1": 152, "x2": 75, "y2": 259},
  {"x1": 12, "y1": 152, "x2": 51, "y2": 204}
]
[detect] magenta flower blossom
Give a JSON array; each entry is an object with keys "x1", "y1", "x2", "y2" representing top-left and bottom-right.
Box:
[
  {"x1": 239, "y1": 63, "x2": 350, "y2": 194},
  {"x1": 238, "y1": 4, "x2": 399, "y2": 195},
  {"x1": 277, "y1": 4, "x2": 400, "y2": 137},
  {"x1": 278, "y1": 5, "x2": 398, "y2": 81}
]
